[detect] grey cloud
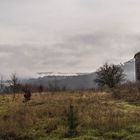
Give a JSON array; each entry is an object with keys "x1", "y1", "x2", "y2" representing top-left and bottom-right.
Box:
[
  {"x1": 1, "y1": 31, "x2": 140, "y2": 78},
  {"x1": 0, "y1": 0, "x2": 140, "y2": 77}
]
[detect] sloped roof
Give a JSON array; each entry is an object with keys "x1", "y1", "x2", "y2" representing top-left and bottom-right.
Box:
[{"x1": 134, "y1": 52, "x2": 140, "y2": 58}]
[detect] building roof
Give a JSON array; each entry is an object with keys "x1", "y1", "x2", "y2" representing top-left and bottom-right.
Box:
[{"x1": 134, "y1": 52, "x2": 140, "y2": 58}]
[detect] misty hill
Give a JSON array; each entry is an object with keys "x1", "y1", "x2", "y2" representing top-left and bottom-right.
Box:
[
  {"x1": 121, "y1": 59, "x2": 135, "y2": 81},
  {"x1": 26, "y1": 60, "x2": 135, "y2": 90},
  {"x1": 27, "y1": 73, "x2": 97, "y2": 90}
]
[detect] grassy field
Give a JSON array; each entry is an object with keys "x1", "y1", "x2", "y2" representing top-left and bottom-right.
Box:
[{"x1": 0, "y1": 89, "x2": 140, "y2": 140}]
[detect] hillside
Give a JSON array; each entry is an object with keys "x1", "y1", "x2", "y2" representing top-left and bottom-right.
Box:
[{"x1": 26, "y1": 60, "x2": 135, "y2": 90}]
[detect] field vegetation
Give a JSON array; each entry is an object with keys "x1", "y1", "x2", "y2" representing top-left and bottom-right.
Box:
[{"x1": 0, "y1": 83, "x2": 140, "y2": 140}]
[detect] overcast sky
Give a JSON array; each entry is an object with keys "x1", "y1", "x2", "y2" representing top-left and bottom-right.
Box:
[{"x1": 0, "y1": 0, "x2": 140, "y2": 78}]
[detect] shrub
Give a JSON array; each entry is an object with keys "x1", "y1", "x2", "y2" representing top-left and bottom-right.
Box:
[
  {"x1": 65, "y1": 105, "x2": 78, "y2": 137},
  {"x1": 22, "y1": 85, "x2": 32, "y2": 102}
]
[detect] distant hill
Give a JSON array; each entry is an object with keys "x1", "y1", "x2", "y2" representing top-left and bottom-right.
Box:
[
  {"x1": 27, "y1": 73, "x2": 97, "y2": 90},
  {"x1": 121, "y1": 59, "x2": 135, "y2": 81},
  {"x1": 26, "y1": 60, "x2": 135, "y2": 90}
]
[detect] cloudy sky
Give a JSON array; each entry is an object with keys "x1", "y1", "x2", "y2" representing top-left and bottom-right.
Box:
[{"x1": 0, "y1": 0, "x2": 140, "y2": 78}]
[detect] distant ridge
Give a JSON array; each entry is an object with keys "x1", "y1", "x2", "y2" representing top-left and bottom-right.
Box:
[{"x1": 25, "y1": 60, "x2": 135, "y2": 90}]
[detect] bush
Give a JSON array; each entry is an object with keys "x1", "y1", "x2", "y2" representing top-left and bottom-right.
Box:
[{"x1": 65, "y1": 105, "x2": 78, "y2": 137}]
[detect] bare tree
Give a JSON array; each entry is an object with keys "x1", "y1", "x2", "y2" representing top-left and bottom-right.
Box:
[
  {"x1": 95, "y1": 63, "x2": 125, "y2": 88},
  {"x1": 0, "y1": 75, "x2": 4, "y2": 93},
  {"x1": 8, "y1": 73, "x2": 20, "y2": 101}
]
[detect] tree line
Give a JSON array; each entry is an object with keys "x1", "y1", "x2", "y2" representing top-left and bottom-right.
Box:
[{"x1": 0, "y1": 63, "x2": 126, "y2": 97}]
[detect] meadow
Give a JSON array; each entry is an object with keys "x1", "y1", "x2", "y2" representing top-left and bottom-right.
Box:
[{"x1": 0, "y1": 85, "x2": 140, "y2": 140}]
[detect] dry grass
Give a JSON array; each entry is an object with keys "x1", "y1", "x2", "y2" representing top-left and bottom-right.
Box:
[
  {"x1": 113, "y1": 83, "x2": 140, "y2": 103},
  {"x1": 0, "y1": 90, "x2": 139, "y2": 139}
]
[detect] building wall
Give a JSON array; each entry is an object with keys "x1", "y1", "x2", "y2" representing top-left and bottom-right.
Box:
[{"x1": 135, "y1": 52, "x2": 140, "y2": 82}]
